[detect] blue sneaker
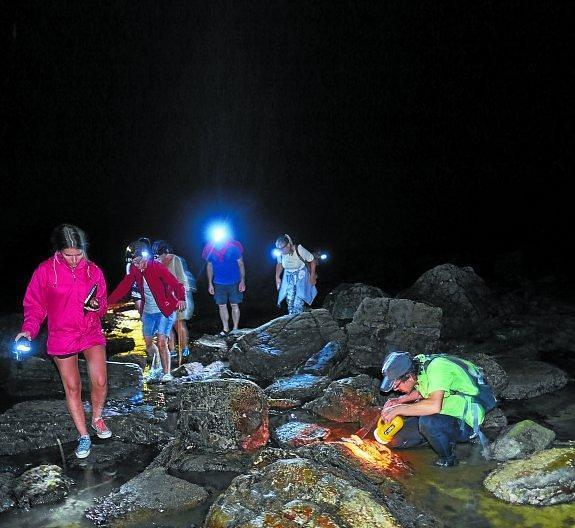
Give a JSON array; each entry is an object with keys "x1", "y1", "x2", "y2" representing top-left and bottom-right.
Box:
[
  {"x1": 181, "y1": 347, "x2": 190, "y2": 358},
  {"x1": 75, "y1": 435, "x2": 91, "y2": 459}
]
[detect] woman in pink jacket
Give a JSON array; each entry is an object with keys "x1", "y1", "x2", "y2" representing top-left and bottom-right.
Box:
[{"x1": 15, "y1": 224, "x2": 111, "y2": 459}]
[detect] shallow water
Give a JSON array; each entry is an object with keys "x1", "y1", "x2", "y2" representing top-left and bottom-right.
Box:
[{"x1": 397, "y1": 444, "x2": 575, "y2": 528}]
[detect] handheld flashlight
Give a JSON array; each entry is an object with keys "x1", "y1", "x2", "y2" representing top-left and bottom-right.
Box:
[
  {"x1": 13, "y1": 338, "x2": 32, "y2": 361},
  {"x1": 272, "y1": 248, "x2": 281, "y2": 259}
]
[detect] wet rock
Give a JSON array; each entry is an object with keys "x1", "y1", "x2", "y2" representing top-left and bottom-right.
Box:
[
  {"x1": 346, "y1": 298, "x2": 441, "y2": 374},
  {"x1": 172, "y1": 360, "x2": 228, "y2": 380},
  {"x1": 301, "y1": 340, "x2": 346, "y2": 376},
  {"x1": 85, "y1": 466, "x2": 208, "y2": 526},
  {"x1": 267, "y1": 398, "x2": 302, "y2": 410},
  {"x1": 106, "y1": 335, "x2": 135, "y2": 355},
  {"x1": 188, "y1": 334, "x2": 230, "y2": 364},
  {"x1": 228, "y1": 309, "x2": 345, "y2": 382},
  {"x1": 399, "y1": 263, "x2": 493, "y2": 337},
  {"x1": 175, "y1": 379, "x2": 269, "y2": 453},
  {"x1": 482, "y1": 408, "x2": 508, "y2": 437},
  {"x1": 323, "y1": 283, "x2": 389, "y2": 321},
  {"x1": 0, "y1": 472, "x2": 16, "y2": 513},
  {"x1": 67, "y1": 440, "x2": 144, "y2": 471},
  {"x1": 2, "y1": 357, "x2": 142, "y2": 399},
  {"x1": 484, "y1": 447, "x2": 575, "y2": 505},
  {"x1": 272, "y1": 421, "x2": 330, "y2": 448},
  {"x1": 264, "y1": 373, "x2": 331, "y2": 402},
  {"x1": 205, "y1": 458, "x2": 401, "y2": 528},
  {"x1": 489, "y1": 420, "x2": 556, "y2": 461},
  {"x1": 154, "y1": 441, "x2": 257, "y2": 476},
  {"x1": 303, "y1": 375, "x2": 384, "y2": 422},
  {"x1": 0, "y1": 400, "x2": 78, "y2": 456},
  {"x1": 497, "y1": 358, "x2": 569, "y2": 399},
  {"x1": 106, "y1": 413, "x2": 173, "y2": 446},
  {"x1": 13, "y1": 464, "x2": 73, "y2": 508}
]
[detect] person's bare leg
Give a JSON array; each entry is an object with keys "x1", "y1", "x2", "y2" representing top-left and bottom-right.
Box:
[
  {"x1": 157, "y1": 334, "x2": 171, "y2": 374},
  {"x1": 218, "y1": 304, "x2": 230, "y2": 333},
  {"x1": 175, "y1": 319, "x2": 188, "y2": 350},
  {"x1": 83, "y1": 345, "x2": 108, "y2": 421},
  {"x1": 231, "y1": 303, "x2": 240, "y2": 331},
  {"x1": 169, "y1": 328, "x2": 176, "y2": 354},
  {"x1": 54, "y1": 354, "x2": 88, "y2": 436}
]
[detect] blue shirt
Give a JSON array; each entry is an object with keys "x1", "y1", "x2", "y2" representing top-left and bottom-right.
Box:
[{"x1": 203, "y1": 242, "x2": 243, "y2": 285}]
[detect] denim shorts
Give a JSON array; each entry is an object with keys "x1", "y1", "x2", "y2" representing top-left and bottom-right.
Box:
[
  {"x1": 214, "y1": 282, "x2": 243, "y2": 305},
  {"x1": 141, "y1": 311, "x2": 176, "y2": 337}
]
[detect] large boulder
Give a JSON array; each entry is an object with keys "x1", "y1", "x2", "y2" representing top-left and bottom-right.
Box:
[
  {"x1": 175, "y1": 379, "x2": 269, "y2": 453},
  {"x1": 323, "y1": 283, "x2": 389, "y2": 321},
  {"x1": 188, "y1": 334, "x2": 230, "y2": 364},
  {"x1": 497, "y1": 358, "x2": 569, "y2": 399},
  {"x1": 301, "y1": 340, "x2": 346, "y2": 376},
  {"x1": 205, "y1": 458, "x2": 401, "y2": 528},
  {"x1": 303, "y1": 375, "x2": 384, "y2": 423},
  {"x1": 399, "y1": 264, "x2": 493, "y2": 337},
  {"x1": 13, "y1": 465, "x2": 73, "y2": 508},
  {"x1": 85, "y1": 466, "x2": 208, "y2": 526},
  {"x1": 229, "y1": 310, "x2": 345, "y2": 382},
  {"x1": 0, "y1": 400, "x2": 171, "y2": 456},
  {"x1": 484, "y1": 447, "x2": 575, "y2": 505},
  {"x1": 346, "y1": 298, "x2": 442, "y2": 374},
  {"x1": 264, "y1": 373, "x2": 331, "y2": 402},
  {"x1": 489, "y1": 420, "x2": 556, "y2": 461},
  {"x1": 2, "y1": 357, "x2": 142, "y2": 399},
  {"x1": 272, "y1": 421, "x2": 331, "y2": 448}
]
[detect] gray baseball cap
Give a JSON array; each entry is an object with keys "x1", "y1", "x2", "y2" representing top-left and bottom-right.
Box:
[{"x1": 380, "y1": 351, "x2": 413, "y2": 391}]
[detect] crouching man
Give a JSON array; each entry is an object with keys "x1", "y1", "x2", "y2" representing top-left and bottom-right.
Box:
[{"x1": 379, "y1": 351, "x2": 489, "y2": 467}]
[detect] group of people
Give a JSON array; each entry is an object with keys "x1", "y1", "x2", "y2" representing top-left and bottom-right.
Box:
[
  {"x1": 14, "y1": 224, "x2": 320, "y2": 458},
  {"x1": 14, "y1": 223, "x2": 490, "y2": 467}
]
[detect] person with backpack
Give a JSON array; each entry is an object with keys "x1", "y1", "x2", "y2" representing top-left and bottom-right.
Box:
[
  {"x1": 379, "y1": 351, "x2": 496, "y2": 467},
  {"x1": 152, "y1": 240, "x2": 196, "y2": 361},
  {"x1": 275, "y1": 234, "x2": 317, "y2": 315}
]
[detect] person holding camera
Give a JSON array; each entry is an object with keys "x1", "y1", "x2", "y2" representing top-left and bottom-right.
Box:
[{"x1": 15, "y1": 224, "x2": 110, "y2": 459}]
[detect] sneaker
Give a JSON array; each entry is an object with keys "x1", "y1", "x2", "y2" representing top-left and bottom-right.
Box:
[
  {"x1": 91, "y1": 417, "x2": 112, "y2": 439},
  {"x1": 181, "y1": 347, "x2": 190, "y2": 358},
  {"x1": 75, "y1": 435, "x2": 91, "y2": 459},
  {"x1": 161, "y1": 373, "x2": 174, "y2": 382}
]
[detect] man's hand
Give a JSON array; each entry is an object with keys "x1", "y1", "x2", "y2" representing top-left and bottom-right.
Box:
[
  {"x1": 208, "y1": 284, "x2": 215, "y2": 295},
  {"x1": 380, "y1": 404, "x2": 402, "y2": 422},
  {"x1": 275, "y1": 278, "x2": 281, "y2": 291},
  {"x1": 238, "y1": 280, "x2": 246, "y2": 292},
  {"x1": 177, "y1": 300, "x2": 187, "y2": 311},
  {"x1": 383, "y1": 397, "x2": 401, "y2": 410}
]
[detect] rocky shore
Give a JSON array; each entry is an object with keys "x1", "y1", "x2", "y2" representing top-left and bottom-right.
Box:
[{"x1": 1, "y1": 263, "x2": 574, "y2": 527}]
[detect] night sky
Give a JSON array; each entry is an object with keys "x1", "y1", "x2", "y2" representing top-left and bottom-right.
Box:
[{"x1": 2, "y1": 1, "x2": 573, "y2": 315}]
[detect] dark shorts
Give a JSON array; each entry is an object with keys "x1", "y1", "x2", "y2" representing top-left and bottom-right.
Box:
[{"x1": 214, "y1": 282, "x2": 243, "y2": 305}]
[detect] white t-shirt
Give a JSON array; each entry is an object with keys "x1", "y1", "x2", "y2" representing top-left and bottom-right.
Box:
[{"x1": 277, "y1": 244, "x2": 314, "y2": 271}]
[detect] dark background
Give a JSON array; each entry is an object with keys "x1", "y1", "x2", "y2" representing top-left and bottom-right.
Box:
[{"x1": 1, "y1": 1, "x2": 573, "y2": 316}]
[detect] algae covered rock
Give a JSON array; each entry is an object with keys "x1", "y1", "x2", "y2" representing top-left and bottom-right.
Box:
[
  {"x1": 13, "y1": 464, "x2": 73, "y2": 508},
  {"x1": 484, "y1": 447, "x2": 575, "y2": 505},
  {"x1": 205, "y1": 458, "x2": 400, "y2": 528},
  {"x1": 489, "y1": 419, "x2": 555, "y2": 461}
]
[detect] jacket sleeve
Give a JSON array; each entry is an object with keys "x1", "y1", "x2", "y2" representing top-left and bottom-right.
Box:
[
  {"x1": 94, "y1": 266, "x2": 108, "y2": 317},
  {"x1": 108, "y1": 268, "x2": 136, "y2": 306},
  {"x1": 21, "y1": 266, "x2": 48, "y2": 339},
  {"x1": 160, "y1": 264, "x2": 186, "y2": 301}
]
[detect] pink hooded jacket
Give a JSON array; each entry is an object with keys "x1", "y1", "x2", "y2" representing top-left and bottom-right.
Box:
[{"x1": 21, "y1": 254, "x2": 108, "y2": 356}]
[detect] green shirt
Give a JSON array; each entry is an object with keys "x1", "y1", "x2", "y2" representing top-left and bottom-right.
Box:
[{"x1": 414, "y1": 354, "x2": 485, "y2": 428}]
